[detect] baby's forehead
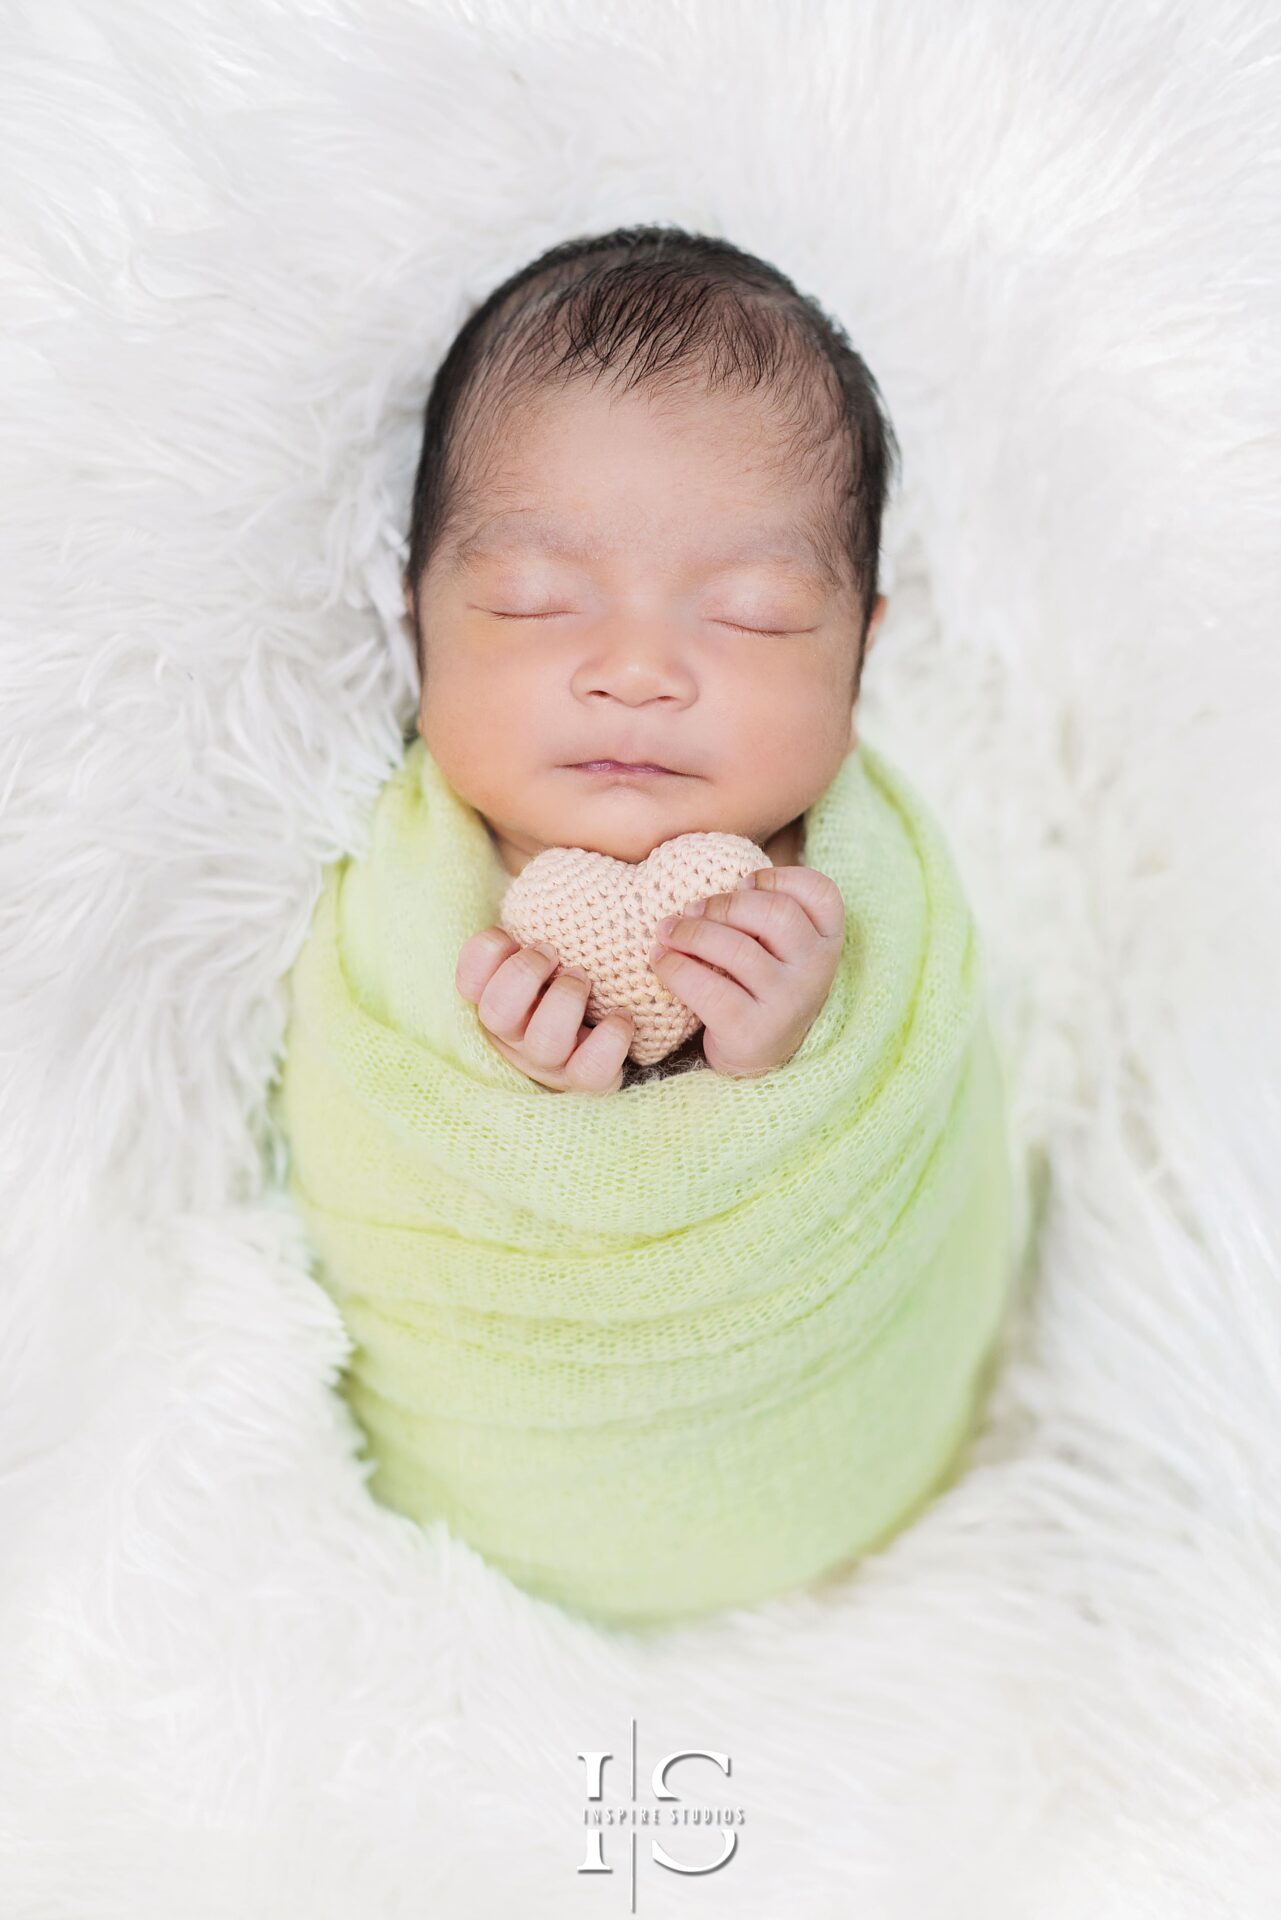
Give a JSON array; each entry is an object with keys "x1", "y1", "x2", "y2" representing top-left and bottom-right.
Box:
[
  {"x1": 453, "y1": 506, "x2": 832, "y2": 580},
  {"x1": 459, "y1": 503, "x2": 810, "y2": 560}
]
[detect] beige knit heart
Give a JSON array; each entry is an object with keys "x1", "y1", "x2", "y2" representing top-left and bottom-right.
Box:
[{"x1": 499, "y1": 832, "x2": 772, "y2": 1065}]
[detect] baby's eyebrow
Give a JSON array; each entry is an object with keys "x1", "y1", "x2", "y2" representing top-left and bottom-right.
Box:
[{"x1": 451, "y1": 509, "x2": 837, "y2": 587}]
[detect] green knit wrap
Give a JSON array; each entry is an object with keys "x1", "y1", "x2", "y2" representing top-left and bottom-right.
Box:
[{"x1": 272, "y1": 735, "x2": 1018, "y2": 1627}]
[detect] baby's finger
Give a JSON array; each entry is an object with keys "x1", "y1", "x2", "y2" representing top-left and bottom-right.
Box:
[
  {"x1": 520, "y1": 967, "x2": 593, "y2": 1069},
  {"x1": 476, "y1": 942, "x2": 562, "y2": 1038},
  {"x1": 739, "y1": 866, "x2": 845, "y2": 942},
  {"x1": 672, "y1": 872, "x2": 841, "y2": 965},
  {"x1": 563, "y1": 1010, "x2": 635, "y2": 1092},
  {"x1": 651, "y1": 914, "x2": 774, "y2": 995},
  {"x1": 455, "y1": 927, "x2": 521, "y2": 1002}
]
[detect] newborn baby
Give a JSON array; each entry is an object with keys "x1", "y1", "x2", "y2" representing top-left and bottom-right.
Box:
[
  {"x1": 272, "y1": 231, "x2": 1024, "y2": 1626},
  {"x1": 399, "y1": 224, "x2": 898, "y2": 1092}
]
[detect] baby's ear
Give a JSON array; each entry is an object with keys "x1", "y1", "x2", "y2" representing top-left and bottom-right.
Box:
[
  {"x1": 401, "y1": 577, "x2": 415, "y2": 621},
  {"x1": 864, "y1": 592, "x2": 888, "y2": 652}
]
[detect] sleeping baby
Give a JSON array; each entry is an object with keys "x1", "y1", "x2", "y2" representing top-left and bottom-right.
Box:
[
  {"x1": 275, "y1": 222, "x2": 1019, "y2": 1628},
  {"x1": 398, "y1": 221, "x2": 895, "y2": 1093}
]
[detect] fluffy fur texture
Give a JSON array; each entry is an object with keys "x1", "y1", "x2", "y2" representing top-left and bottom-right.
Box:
[{"x1": 2, "y1": 0, "x2": 1278, "y2": 1913}]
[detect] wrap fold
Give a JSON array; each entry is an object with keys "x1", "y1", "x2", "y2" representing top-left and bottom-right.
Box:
[{"x1": 273, "y1": 736, "x2": 1019, "y2": 1627}]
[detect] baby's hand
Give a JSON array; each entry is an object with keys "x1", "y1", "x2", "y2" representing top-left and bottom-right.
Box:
[
  {"x1": 647, "y1": 866, "x2": 844, "y2": 1079},
  {"x1": 455, "y1": 929, "x2": 635, "y2": 1094}
]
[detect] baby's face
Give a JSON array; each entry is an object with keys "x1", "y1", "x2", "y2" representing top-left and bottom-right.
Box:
[{"x1": 409, "y1": 379, "x2": 883, "y2": 877}]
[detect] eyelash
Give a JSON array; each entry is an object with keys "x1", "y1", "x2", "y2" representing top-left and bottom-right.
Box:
[{"x1": 487, "y1": 612, "x2": 796, "y2": 637}]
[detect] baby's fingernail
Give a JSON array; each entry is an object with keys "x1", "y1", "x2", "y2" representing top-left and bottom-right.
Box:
[
  {"x1": 739, "y1": 871, "x2": 757, "y2": 888},
  {"x1": 657, "y1": 913, "x2": 678, "y2": 936},
  {"x1": 683, "y1": 898, "x2": 706, "y2": 917},
  {"x1": 532, "y1": 942, "x2": 558, "y2": 961}
]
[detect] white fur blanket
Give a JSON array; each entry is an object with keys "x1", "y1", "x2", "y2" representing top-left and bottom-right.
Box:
[{"x1": 3, "y1": 2, "x2": 1278, "y2": 1913}]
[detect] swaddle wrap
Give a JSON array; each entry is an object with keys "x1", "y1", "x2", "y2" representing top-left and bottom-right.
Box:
[{"x1": 272, "y1": 735, "x2": 1019, "y2": 1628}]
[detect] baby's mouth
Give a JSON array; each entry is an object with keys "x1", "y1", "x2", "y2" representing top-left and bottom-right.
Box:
[{"x1": 569, "y1": 761, "x2": 682, "y2": 777}]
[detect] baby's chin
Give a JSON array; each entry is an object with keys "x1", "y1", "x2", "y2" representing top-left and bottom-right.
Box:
[
  {"x1": 518, "y1": 794, "x2": 733, "y2": 865},
  {"x1": 546, "y1": 818, "x2": 707, "y2": 863},
  {"x1": 513, "y1": 772, "x2": 685, "y2": 853}
]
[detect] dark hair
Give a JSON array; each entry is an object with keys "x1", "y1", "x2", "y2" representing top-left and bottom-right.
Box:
[{"x1": 402, "y1": 222, "x2": 900, "y2": 691}]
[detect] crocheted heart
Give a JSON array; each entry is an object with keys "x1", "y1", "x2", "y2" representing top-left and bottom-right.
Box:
[{"x1": 499, "y1": 832, "x2": 772, "y2": 1065}]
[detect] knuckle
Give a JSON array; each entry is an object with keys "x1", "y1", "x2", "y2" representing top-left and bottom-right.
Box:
[
  {"x1": 563, "y1": 1053, "x2": 606, "y2": 1092},
  {"x1": 701, "y1": 975, "x2": 734, "y2": 1015},
  {"x1": 521, "y1": 1031, "x2": 566, "y2": 1069},
  {"x1": 503, "y1": 944, "x2": 557, "y2": 995},
  {"x1": 477, "y1": 976, "x2": 533, "y2": 1035},
  {"x1": 457, "y1": 928, "x2": 516, "y2": 994},
  {"x1": 566, "y1": 1016, "x2": 630, "y2": 1090},
  {"x1": 522, "y1": 999, "x2": 583, "y2": 1069},
  {"x1": 477, "y1": 1004, "x2": 518, "y2": 1041},
  {"x1": 530, "y1": 1044, "x2": 572, "y2": 1075}
]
